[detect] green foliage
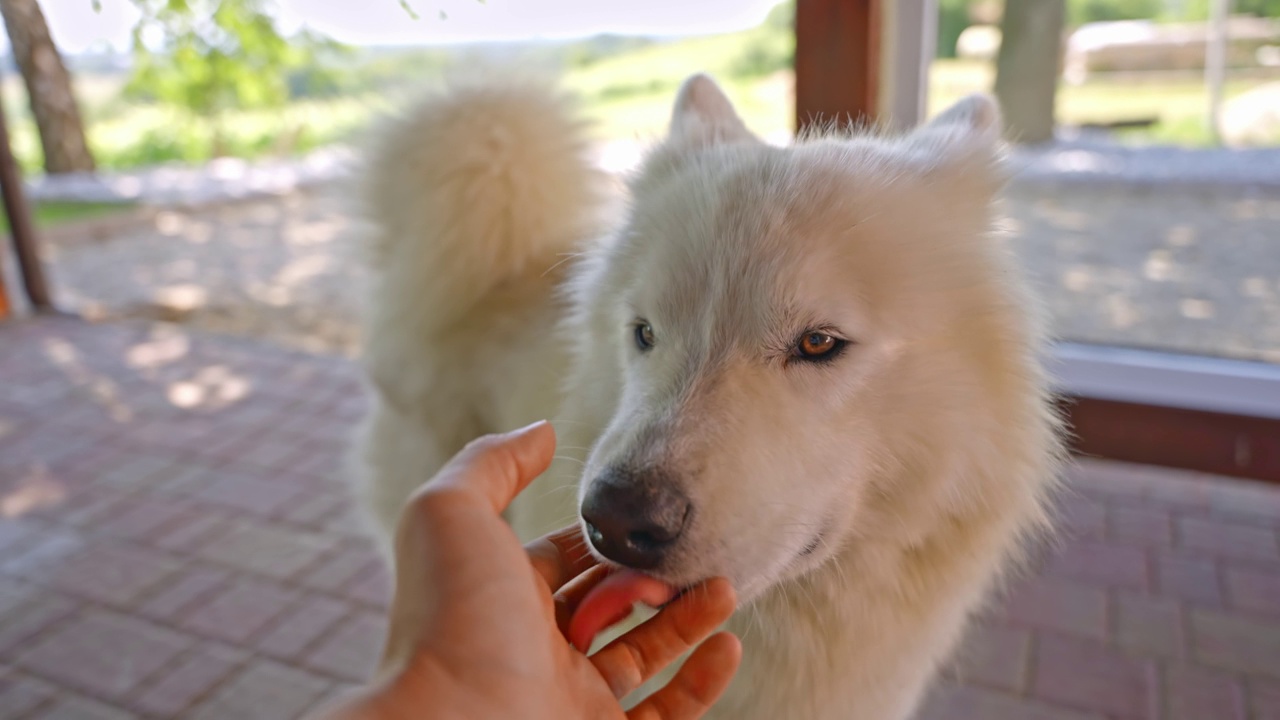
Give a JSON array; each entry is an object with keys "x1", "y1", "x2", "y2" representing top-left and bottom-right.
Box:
[
  {"x1": 763, "y1": 0, "x2": 794, "y2": 31},
  {"x1": 725, "y1": 1, "x2": 794, "y2": 79},
  {"x1": 333, "y1": 47, "x2": 453, "y2": 94},
  {"x1": 937, "y1": 0, "x2": 974, "y2": 58},
  {"x1": 1234, "y1": 0, "x2": 1280, "y2": 16},
  {"x1": 727, "y1": 29, "x2": 792, "y2": 78},
  {"x1": 124, "y1": 0, "x2": 349, "y2": 149},
  {"x1": 564, "y1": 35, "x2": 658, "y2": 69},
  {"x1": 83, "y1": 98, "x2": 372, "y2": 170}
]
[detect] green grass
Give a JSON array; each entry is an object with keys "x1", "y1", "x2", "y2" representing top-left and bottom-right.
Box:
[
  {"x1": 925, "y1": 58, "x2": 1271, "y2": 146},
  {"x1": 3, "y1": 75, "x2": 388, "y2": 174},
  {"x1": 568, "y1": 41, "x2": 1272, "y2": 147},
  {"x1": 2, "y1": 24, "x2": 1274, "y2": 176},
  {"x1": 561, "y1": 23, "x2": 794, "y2": 141},
  {"x1": 0, "y1": 201, "x2": 135, "y2": 233}
]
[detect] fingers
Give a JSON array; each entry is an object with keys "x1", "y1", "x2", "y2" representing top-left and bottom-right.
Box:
[
  {"x1": 433, "y1": 420, "x2": 556, "y2": 515},
  {"x1": 526, "y1": 525, "x2": 600, "y2": 594},
  {"x1": 590, "y1": 578, "x2": 737, "y2": 700},
  {"x1": 553, "y1": 564, "x2": 613, "y2": 636},
  {"x1": 626, "y1": 632, "x2": 742, "y2": 720}
]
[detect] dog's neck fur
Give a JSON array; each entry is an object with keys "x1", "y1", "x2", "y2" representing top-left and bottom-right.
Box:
[{"x1": 706, "y1": 430, "x2": 1052, "y2": 720}]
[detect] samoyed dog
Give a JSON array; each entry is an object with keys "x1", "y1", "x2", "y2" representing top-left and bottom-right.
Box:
[{"x1": 351, "y1": 71, "x2": 1063, "y2": 720}]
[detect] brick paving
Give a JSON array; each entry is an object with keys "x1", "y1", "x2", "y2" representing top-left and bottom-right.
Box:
[{"x1": 1, "y1": 316, "x2": 1278, "y2": 719}]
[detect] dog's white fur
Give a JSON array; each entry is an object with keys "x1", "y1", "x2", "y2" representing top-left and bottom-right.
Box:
[{"x1": 351, "y1": 71, "x2": 1063, "y2": 720}]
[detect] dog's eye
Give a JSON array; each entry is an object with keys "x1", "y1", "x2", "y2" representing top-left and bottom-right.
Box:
[
  {"x1": 793, "y1": 332, "x2": 845, "y2": 362},
  {"x1": 634, "y1": 322, "x2": 655, "y2": 351}
]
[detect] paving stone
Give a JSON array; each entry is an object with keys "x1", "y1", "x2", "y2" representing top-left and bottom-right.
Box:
[
  {"x1": 1032, "y1": 634, "x2": 1158, "y2": 720},
  {"x1": 1165, "y1": 664, "x2": 1248, "y2": 720},
  {"x1": 998, "y1": 577, "x2": 1108, "y2": 640},
  {"x1": 28, "y1": 696, "x2": 136, "y2": 720},
  {"x1": 1177, "y1": 517, "x2": 1279, "y2": 563},
  {"x1": 917, "y1": 683, "x2": 1103, "y2": 720},
  {"x1": 1114, "y1": 591, "x2": 1185, "y2": 660},
  {"x1": 301, "y1": 611, "x2": 382, "y2": 683},
  {"x1": 1155, "y1": 552, "x2": 1224, "y2": 608},
  {"x1": 1044, "y1": 540, "x2": 1149, "y2": 591},
  {"x1": 1190, "y1": 610, "x2": 1280, "y2": 679},
  {"x1": 257, "y1": 595, "x2": 350, "y2": 660},
  {"x1": 196, "y1": 519, "x2": 335, "y2": 580},
  {"x1": 187, "y1": 659, "x2": 330, "y2": 720},
  {"x1": 1224, "y1": 565, "x2": 1280, "y2": 619},
  {"x1": 131, "y1": 642, "x2": 248, "y2": 718},
  {"x1": 948, "y1": 623, "x2": 1031, "y2": 692},
  {"x1": 1108, "y1": 505, "x2": 1173, "y2": 548},
  {"x1": 0, "y1": 667, "x2": 54, "y2": 720},
  {"x1": 16, "y1": 611, "x2": 193, "y2": 700},
  {"x1": 181, "y1": 578, "x2": 298, "y2": 644}
]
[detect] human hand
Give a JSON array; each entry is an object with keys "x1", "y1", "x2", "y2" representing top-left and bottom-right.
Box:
[{"x1": 312, "y1": 421, "x2": 741, "y2": 720}]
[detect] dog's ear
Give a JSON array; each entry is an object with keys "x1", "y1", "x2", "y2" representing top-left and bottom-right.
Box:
[
  {"x1": 904, "y1": 93, "x2": 1002, "y2": 164},
  {"x1": 667, "y1": 74, "x2": 758, "y2": 149},
  {"x1": 900, "y1": 94, "x2": 1005, "y2": 195}
]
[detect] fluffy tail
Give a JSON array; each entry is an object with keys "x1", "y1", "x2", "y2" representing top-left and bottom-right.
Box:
[{"x1": 358, "y1": 72, "x2": 603, "y2": 404}]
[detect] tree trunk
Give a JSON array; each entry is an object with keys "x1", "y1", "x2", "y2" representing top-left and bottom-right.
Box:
[
  {"x1": 993, "y1": 0, "x2": 1065, "y2": 144},
  {"x1": 0, "y1": 0, "x2": 95, "y2": 173}
]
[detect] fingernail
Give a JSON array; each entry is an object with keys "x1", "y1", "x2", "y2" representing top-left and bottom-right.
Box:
[{"x1": 507, "y1": 419, "x2": 550, "y2": 437}]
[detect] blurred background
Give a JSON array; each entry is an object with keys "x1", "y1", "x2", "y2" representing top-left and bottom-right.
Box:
[
  {"x1": 0, "y1": 0, "x2": 1274, "y2": 361},
  {"x1": 1, "y1": 0, "x2": 1278, "y2": 362},
  {"x1": 0, "y1": 2, "x2": 1278, "y2": 719}
]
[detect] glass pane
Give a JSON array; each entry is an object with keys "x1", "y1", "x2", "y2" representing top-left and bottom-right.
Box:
[{"x1": 932, "y1": 2, "x2": 1280, "y2": 364}]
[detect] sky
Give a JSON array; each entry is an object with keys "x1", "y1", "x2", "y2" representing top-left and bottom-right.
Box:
[{"x1": 5, "y1": 0, "x2": 783, "y2": 54}]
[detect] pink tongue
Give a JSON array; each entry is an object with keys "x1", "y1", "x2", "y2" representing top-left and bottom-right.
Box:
[{"x1": 567, "y1": 569, "x2": 678, "y2": 653}]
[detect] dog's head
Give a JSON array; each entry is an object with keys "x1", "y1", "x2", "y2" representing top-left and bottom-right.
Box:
[{"x1": 573, "y1": 75, "x2": 1047, "y2": 601}]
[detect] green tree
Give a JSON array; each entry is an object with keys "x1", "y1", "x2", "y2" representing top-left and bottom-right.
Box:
[
  {"x1": 125, "y1": 0, "x2": 346, "y2": 155},
  {"x1": 728, "y1": 2, "x2": 794, "y2": 79}
]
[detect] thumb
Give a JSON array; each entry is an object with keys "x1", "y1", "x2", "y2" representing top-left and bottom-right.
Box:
[{"x1": 433, "y1": 420, "x2": 557, "y2": 515}]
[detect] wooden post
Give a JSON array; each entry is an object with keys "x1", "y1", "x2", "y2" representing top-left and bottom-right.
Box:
[
  {"x1": 794, "y1": 0, "x2": 882, "y2": 134},
  {"x1": 0, "y1": 67, "x2": 54, "y2": 312}
]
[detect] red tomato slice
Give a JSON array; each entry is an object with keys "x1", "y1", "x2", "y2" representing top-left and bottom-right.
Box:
[{"x1": 567, "y1": 569, "x2": 677, "y2": 653}]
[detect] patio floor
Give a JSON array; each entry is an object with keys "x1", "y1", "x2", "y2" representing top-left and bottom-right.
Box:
[{"x1": 1, "y1": 316, "x2": 1278, "y2": 719}]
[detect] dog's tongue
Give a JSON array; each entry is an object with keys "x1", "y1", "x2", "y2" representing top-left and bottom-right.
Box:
[{"x1": 567, "y1": 569, "x2": 677, "y2": 653}]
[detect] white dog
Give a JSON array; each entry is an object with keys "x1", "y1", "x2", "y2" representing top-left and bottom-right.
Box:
[{"x1": 351, "y1": 71, "x2": 1063, "y2": 720}]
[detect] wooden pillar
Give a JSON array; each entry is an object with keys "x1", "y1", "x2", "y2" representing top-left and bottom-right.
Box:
[
  {"x1": 0, "y1": 68, "x2": 54, "y2": 313},
  {"x1": 794, "y1": 0, "x2": 882, "y2": 133}
]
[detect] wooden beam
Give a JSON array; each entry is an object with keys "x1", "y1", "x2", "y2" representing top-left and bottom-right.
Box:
[
  {"x1": 1060, "y1": 396, "x2": 1280, "y2": 485},
  {"x1": 0, "y1": 68, "x2": 54, "y2": 312},
  {"x1": 794, "y1": 0, "x2": 881, "y2": 133}
]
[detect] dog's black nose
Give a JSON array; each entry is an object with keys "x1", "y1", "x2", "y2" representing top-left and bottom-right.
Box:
[{"x1": 581, "y1": 466, "x2": 690, "y2": 570}]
